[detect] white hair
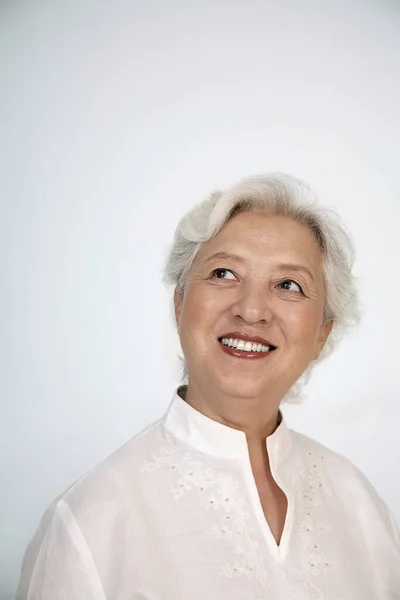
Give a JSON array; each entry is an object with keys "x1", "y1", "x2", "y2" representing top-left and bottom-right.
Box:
[{"x1": 163, "y1": 173, "x2": 360, "y2": 402}]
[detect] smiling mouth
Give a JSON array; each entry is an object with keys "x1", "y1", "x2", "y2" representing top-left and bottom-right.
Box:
[{"x1": 217, "y1": 337, "x2": 277, "y2": 355}]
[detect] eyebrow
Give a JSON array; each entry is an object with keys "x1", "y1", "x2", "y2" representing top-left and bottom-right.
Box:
[
  {"x1": 204, "y1": 252, "x2": 245, "y2": 264},
  {"x1": 277, "y1": 263, "x2": 315, "y2": 283},
  {"x1": 203, "y1": 252, "x2": 315, "y2": 282}
]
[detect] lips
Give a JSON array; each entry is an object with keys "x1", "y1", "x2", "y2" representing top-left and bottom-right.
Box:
[{"x1": 218, "y1": 331, "x2": 277, "y2": 349}]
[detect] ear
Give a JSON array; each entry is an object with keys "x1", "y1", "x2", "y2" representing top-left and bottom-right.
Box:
[
  {"x1": 173, "y1": 288, "x2": 183, "y2": 327},
  {"x1": 314, "y1": 319, "x2": 334, "y2": 360}
]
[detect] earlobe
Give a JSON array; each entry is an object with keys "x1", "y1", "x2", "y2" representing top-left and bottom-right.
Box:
[
  {"x1": 173, "y1": 289, "x2": 183, "y2": 327},
  {"x1": 314, "y1": 319, "x2": 334, "y2": 360}
]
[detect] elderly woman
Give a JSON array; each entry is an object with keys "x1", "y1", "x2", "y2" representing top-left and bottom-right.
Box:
[{"x1": 17, "y1": 174, "x2": 400, "y2": 599}]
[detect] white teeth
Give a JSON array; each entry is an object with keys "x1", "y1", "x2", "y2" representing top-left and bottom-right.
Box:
[{"x1": 220, "y1": 338, "x2": 272, "y2": 353}]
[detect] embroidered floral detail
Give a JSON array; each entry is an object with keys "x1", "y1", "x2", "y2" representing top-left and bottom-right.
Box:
[
  {"x1": 142, "y1": 438, "x2": 270, "y2": 592},
  {"x1": 294, "y1": 447, "x2": 341, "y2": 598}
]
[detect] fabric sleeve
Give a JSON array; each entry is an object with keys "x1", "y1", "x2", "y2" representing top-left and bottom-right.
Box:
[
  {"x1": 389, "y1": 510, "x2": 400, "y2": 551},
  {"x1": 16, "y1": 499, "x2": 106, "y2": 600}
]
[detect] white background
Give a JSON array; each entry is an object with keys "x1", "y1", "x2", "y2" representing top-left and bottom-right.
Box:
[{"x1": 1, "y1": 0, "x2": 399, "y2": 597}]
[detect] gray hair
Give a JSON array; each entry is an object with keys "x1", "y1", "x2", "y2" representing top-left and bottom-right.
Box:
[{"x1": 163, "y1": 173, "x2": 360, "y2": 402}]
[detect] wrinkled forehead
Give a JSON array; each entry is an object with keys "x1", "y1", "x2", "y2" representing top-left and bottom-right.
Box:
[{"x1": 194, "y1": 212, "x2": 325, "y2": 274}]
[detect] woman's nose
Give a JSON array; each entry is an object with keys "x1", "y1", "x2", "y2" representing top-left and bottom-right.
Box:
[{"x1": 231, "y1": 286, "x2": 274, "y2": 325}]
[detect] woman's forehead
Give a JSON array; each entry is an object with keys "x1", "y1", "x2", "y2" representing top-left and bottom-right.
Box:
[{"x1": 197, "y1": 212, "x2": 324, "y2": 269}]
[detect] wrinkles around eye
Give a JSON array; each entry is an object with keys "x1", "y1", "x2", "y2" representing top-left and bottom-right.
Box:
[{"x1": 210, "y1": 271, "x2": 306, "y2": 296}]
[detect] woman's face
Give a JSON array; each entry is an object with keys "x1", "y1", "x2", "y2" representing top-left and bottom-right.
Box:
[{"x1": 174, "y1": 211, "x2": 333, "y2": 402}]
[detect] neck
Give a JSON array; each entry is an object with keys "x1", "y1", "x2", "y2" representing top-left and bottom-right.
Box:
[{"x1": 180, "y1": 381, "x2": 281, "y2": 444}]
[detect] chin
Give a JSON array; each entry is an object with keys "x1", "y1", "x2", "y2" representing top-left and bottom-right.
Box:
[{"x1": 214, "y1": 373, "x2": 268, "y2": 400}]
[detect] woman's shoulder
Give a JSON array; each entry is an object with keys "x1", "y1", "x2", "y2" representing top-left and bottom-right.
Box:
[
  {"x1": 53, "y1": 417, "x2": 168, "y2": 511},
  {"x1": 290, "y1": 428, "x2": 376, "y2": 484},
  {"x1": 290, "y1": 428, "x2": 356, "y2": 465},
  {"x1": 289, "y1": 428, "x2": 397, "y2": 533}
]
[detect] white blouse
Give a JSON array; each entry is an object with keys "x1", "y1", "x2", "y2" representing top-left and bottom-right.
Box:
[{"x1": 17, "y1": 388, "x2": 400, "y2": 600}]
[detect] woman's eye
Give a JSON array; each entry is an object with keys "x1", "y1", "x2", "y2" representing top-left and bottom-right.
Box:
[
  {"x1": 279, "y1": 280, "x2": 303, "y2": 293},
  {"x1": 211, "y1": 268, "x2": 236, "y2": 280}
]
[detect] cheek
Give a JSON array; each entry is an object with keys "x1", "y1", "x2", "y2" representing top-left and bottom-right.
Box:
[
  {"x1": 280, "y1": 304, "x2": 324, "y2": 343},
  {"x1": 179, "y1": 287, "x2": 218, "y2": 342},
  {"x1": 183, "y1": 286, "x2": 227, "y2": 324}
]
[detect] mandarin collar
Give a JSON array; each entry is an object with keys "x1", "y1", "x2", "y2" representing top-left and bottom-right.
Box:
[{"x1": 163, "y1": 386, "x2": 293, "y2": 465}]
